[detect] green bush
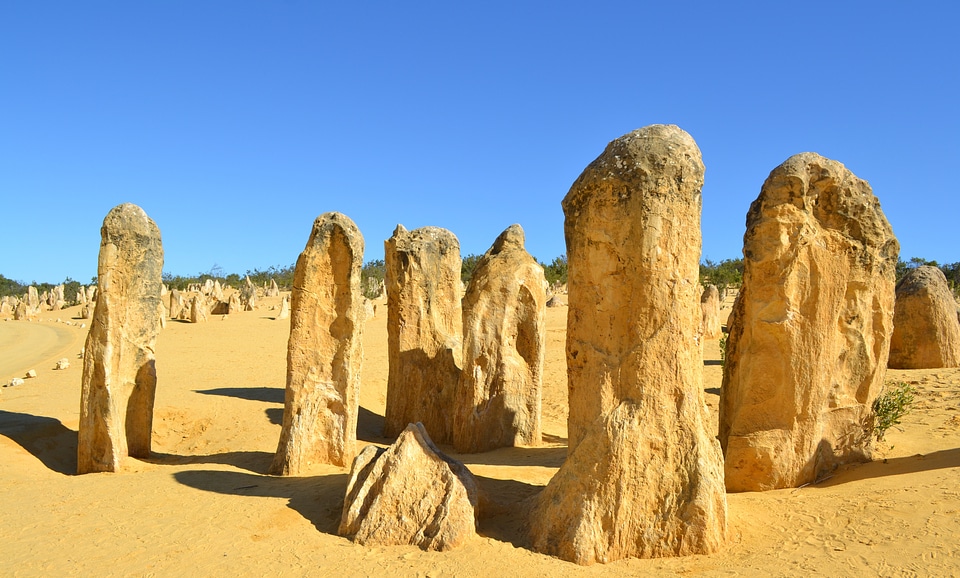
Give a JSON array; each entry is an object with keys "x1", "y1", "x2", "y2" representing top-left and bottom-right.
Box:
[{"x1": 872, "y1": 382, "x2": 916, "y2": 442}]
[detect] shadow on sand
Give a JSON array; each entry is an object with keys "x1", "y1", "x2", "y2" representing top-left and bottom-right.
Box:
[
  {"x1": 148, "y1": 450, "x2": 275, "y2": 474},
  {"x1": 195, "y1": 386, "x2": 284, "y2": 404},
  {"x1": 174, "y1": 469, "x2": 349, "y2": 534},
  {"x1": 819, "y1": 447, "x2": 960, "y2": 487},
  {"x1": 0, "y1": 410, "x2": 77, "y2": 475},
  {"x1": 473, "y1": 474, "x2": 542, "y2": 548}
]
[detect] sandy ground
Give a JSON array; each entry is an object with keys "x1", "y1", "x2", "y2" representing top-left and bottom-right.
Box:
[{"x1": 2, "y1": 294, "x2": 959, "y2": 577}]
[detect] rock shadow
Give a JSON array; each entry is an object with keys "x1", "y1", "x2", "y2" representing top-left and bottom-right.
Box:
[
  {"x1": 705, "y1": 387, "x2": 721, "y2": 396},
  {"x1": 357, "y1": 405, "x2": 389, "y2": 444},
  {"x1": 817, "y1": 447, "x2": 960, "y2": 487},
  {"x1": 474, "y1": 474, "x2": 542, "y2": 549},
  {"x1": 195, "y1": 386, "x2": 284, "y2": 404},
  {"x1": 453, "y1": 444, "x2": 568, "y2": 469},
  {"x1": 174, "y1": 469, "x2": 349, "y2": 535},
  {"x1": 266, "y1": 407, "x2": 283, "y2": 425},
  {"x1": 0, "y1": 410, "x2": 77, "y2": 475},
  {"x1": 703, "y1": 359, "x2": 722, "y2": 366},
  {"x1": 148, "y1": 450, "x2": 275, "y2": 474}
]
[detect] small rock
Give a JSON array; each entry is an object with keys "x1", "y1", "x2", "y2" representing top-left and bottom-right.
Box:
[
  {"x1": 7, "y1": 378, "x2": 25, "y2": 387},
  {"x1": 55, "y1": 358, "x2": 70, "y2": 370},
  {"x1": 25, "y1": 370, "x2": 37, "y2": 378}
]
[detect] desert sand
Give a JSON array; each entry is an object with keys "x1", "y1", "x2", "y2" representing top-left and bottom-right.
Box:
[{"x1": 2, "y1": 293, "x2": 959, "y2": 576}]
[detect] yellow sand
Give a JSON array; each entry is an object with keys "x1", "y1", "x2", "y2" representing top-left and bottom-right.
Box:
[{"x1": 1, "y1": 295, "x2": 958, "y2": 576}]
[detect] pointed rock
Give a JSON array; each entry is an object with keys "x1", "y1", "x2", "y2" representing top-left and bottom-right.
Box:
[
  {"x1": 270, "y1": 212, "x2": 364, "y2": 473},
  {"x1": 339, "y1": 422, "x2": 478, "y2": 551},
  {"x1": 454, "y1": 224, "x2": 546, "y2": 453},
  {"x1": 78, "y1": 203, "x2": 164, "y2": 474}
]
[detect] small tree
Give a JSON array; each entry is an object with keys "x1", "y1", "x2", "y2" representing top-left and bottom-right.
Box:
[{"x1": 542, "y1": 254, "x2": 568, "y2": 286}]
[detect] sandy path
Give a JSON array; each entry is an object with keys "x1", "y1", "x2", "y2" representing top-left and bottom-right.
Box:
[{"x1": 0, "y1": 319, "x2": 85, "y2": 380}]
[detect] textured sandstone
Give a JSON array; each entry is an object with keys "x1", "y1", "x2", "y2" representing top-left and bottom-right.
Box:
[
  {"x1": 78, "y1": 203, "x2": 164, "y2": 474},
  {"x1": 276, "y1": 295, "x2": 290, "y2": 320},
  {"x1": 701, "y1": 285, "x2": 722, "y2": 339},
  {"x1": 189, "y1": 295, "x2": 208, "y2": 323},
  {"x1": 530, "y1": 125, "x2": 727, "y2": 564},
  {"x1": 888, "y1": 266, "x2": 960, "y2": 369},
  {"x1": 453, "y1": 224, "x2": 546, "y2": 453},
  {"x1": 269, "y1": 212, "x2": 364, "y2": 474},
  {"x1": 719, "y1": 152, "x2": 899, "y2": 492},
  {"x1": 241, "y1": 277, "x2": 257, "y2": 310},
  {"x1": 169, "y1": 290, "x2": 184, "y2": 320},
  {"x1": 339, "y1": 422, "x2": 478, "y2": 551},
  {"x1": 383, "y1": 225, "x2": 463, "y2": 443}
]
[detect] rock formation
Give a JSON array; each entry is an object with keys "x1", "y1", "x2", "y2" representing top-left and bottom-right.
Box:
[
  {"x1": 270, "y1": 212, "x2": 365, "y2": 474},
  {"x1": 701, "y1": 285, "x2": 722, "y2": 339},
  {"x1": 529, "y1": 125, "x2": 727, "y2": 564},
  {"x1": 26, "y1": 286, "x2": 40, "y2": 316},
  {"x1": 227, "y1": 292, "x2": 242, "y2": 314},
  {"x1": 213, "y1": 279, "x2": 224, "y2": 301},
  {"x1": 240, "y1": 276, "x2": 257, "y2": 310},
  {"x1": 719, "y1": 152, "x2": 899, "y2": 492},
  {"x1": 189, "y1": 295, "x2": 208, "y2": 323},
  {"x1": 383, "y1": 225, "x2": 463, "y2": 444},
  {"x1": 888, "y1": 265, "x2": 960, "y2": 369},
  {"x1": 13, "y1": 301, "x2": 29, "y2": 320},
  {"x1": 453, "y1": 224, "x2": 546, "y2": 453},
  {"x1": 266, "y1": 278, "x2": 280, "y2": 297},
  {"x1": 339, "y1": 422, "x2": 478, "y2": 551},
  {"x1": 78, "y1": 203, "x2": 164, "y2": 474},
  {"x1": 169, "y1": 290, "x2": 184, "y2": 320},
  {"x1": 276, "y1": 295, "x2": 290, "y2": 320}
]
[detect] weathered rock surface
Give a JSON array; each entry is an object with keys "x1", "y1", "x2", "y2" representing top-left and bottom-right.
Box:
[
  {"x1": 270, "y1": 212, "x2": 364, "y2": 474},
  {"x1": 719, "y1": 152, "x2": 899, "y2": 492},
  {"x1": 530, "y1": 125, "x2": 727, "y2": 564},
  {"x1": 26, "y1": 286, "x2": 40, "y2": 315},
  {"x1": 78, "y1": 203, "x2": 164, "y2": 474},
  {"x1": 276, "y1": 295, "x2": 290, "y2": 320},
  {"x1": 189, "y1": 295, "x2": 208, "y2": 323},
  {"x1": 383, "y1": 225, "x2": 463, "y2": 444},
  {"x1": 701, "y1": 285, "x2": 722, "y2": 339},
  {"x1": 889, "y1": 266, "x2": 960, "y2": 369},
  {"x1": 227, "y1": 292, "x2": 242, "y2": 314},
  {"x1": 13, "y1": 301, "x2": 29, "y2": 320},
  {"x1": 169, "y1": 290, "x2": 184, "y2": 320},
  {"x1": 339, "y1": 423, "x2": 478, "y2": 551},
  {"x1": 241, "y1": 276, "x2": 257, "y2": 310},
  {"x1": 453, "y1": 224, "x2": 546, "y2": 453}
]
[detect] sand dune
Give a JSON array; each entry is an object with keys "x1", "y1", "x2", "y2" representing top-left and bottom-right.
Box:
[{"x1": 2, "y1": 296, "x2": 959, "y2": 576}]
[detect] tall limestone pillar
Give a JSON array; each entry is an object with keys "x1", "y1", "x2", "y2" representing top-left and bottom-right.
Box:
[
  {"x1": 453, "y1": 224, "x2": 546, "y2": 453},
  {"x1": 719, "y1": 153, "x2": 899, "y2": 492},
  {"x1": 78, "y1": 203, "x2": 164, "y2": 474},
  {"x1": 270, "y1": 212, "x2": 365, "y2": 474},
  {"x1": 383, "y1": 225, "x2": 462, "y2": 444},
  {"x1": 529, "y1": 125, "x2": 726, "y2": 564}
]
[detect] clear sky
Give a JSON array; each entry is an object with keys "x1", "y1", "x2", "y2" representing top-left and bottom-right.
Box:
[{"x1": 2, "y1": 2, "x2": 957, "y2": 284}]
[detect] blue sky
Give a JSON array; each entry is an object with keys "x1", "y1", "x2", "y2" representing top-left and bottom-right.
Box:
[{"x1": 2, "y1": 2, "x2": 957, "y2": 284}]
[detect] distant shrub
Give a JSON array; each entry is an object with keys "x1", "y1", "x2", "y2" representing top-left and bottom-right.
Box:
[
  {"x1": 872, "y1": 382, "x2": 916, "y2": 442},
  {"x1": 541, "y1": 254, "x2": 568, "y2": 286}
]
